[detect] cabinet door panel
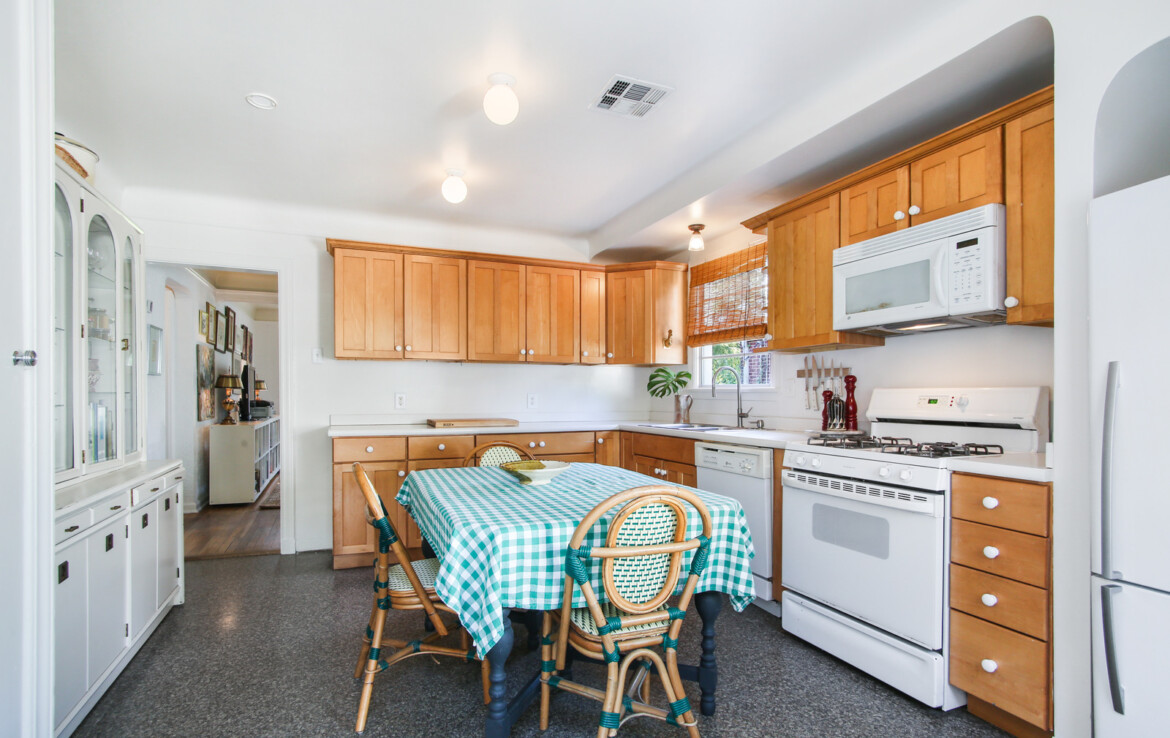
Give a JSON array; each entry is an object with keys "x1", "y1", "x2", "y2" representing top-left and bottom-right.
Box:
[
  {"x1": 594, "y1": 431, "x2": 620, "y2": 466},
  {"x1": 157, "y1": 488, "x2": 181, "y2": 607},
  {"x1": 1004, "y1": 103, "x2": 1054, "y2": 325},
  {"x1": 88, "y1": 516, "x2": 128, "y2": 686},
  {"x1": 651, "y1": 268, "x2": 686, "y2": 365},
  {"x1": 468, "y1": 260, "x2": 525, "y2": 362},
  {"x1": 839, "y1": 167, "x2": 910, "y2": 246},
  {"x1": 910, "y1": 128, "x2": 1003, "y2": 224},
  {"x1": 130, "y1": 500, "x2": 158, "y2": 637},
  {"x1": 606, "y1": 270, "x2": 651, "y2": 364},
  {"x1": 404, "y1": 255, "x2": 467, "y2": 360},
  {"x1": 54, "y1": 540, "x2": 88, "y2": 727},
  {"x1": 580, "y1": 270, "x2": 606, "y2": 364},
  {"x1": 527, "y1": 266, "x2": 579, "y2": 363},
  {"x1": 333, "y1": 461, "x2": 406, "y2": 559},
  {"x1": 334, "y1": 249, "x2": 403, "y2": 359}
]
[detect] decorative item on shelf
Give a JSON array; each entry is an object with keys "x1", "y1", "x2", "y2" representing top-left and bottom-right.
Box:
[
  {"x1": 253, "y1": 377, "x2": 267, "y2": 400},
  {"x1": 214, "y1": 373, "x2": 243, "y2": 425},
  {"x1": 844, "y1": 375, "x2": 858, "y2": 431},
  {"x1": 500, "y1": 460, "x2": 569, "y2": 486},
  {"x1": 647, "y1": 367, "x2": 693, "y2": 424},
  {"x1": 687, "y1": 223, "x2": 705, "y2": 252}
]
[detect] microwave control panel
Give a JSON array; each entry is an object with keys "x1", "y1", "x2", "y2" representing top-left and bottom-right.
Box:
[{"x1": 947, "y1": 225, "x2": 1004, "y2": 312}]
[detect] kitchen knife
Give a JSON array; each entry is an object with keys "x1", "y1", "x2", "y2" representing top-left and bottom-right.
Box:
[
  {"x1": 803, "y1": 356, "x2": 811, "y2": 409},
  {"x1": 812, "y1": 355, "x2": 821, "y2": 409}
]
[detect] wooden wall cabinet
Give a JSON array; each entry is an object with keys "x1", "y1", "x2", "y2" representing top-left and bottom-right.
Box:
[
  {"x1": 948, "y1": 472, "x2": 1053, "y2": 735},
  {"x1": 767, "y1": 194, "x2": 884, "y2": 352},
  {"x1": 526, "y1": 265, "x2": 580, "y2": 363},
  {"x1": 909, "y1": 127, "x2": 1004, "y2": 225},
  {"x1": 606, "y1": 263, "x2": 686, "y2": 365},
  {"x1": 580, "y1": 270, "x2": 606, "y2": 364},
  {"x1": 334, "y1": 248, "x2": 404, "y2": 359},
  {"x1": 404, "y1": 254, "x2": 467, "y2": 360},
  {"x1": 839, "y1": 167, "x2": 910, "y2": 246},
  {"x1": 468, "y1": 260, "x2": 526, "y2": 362},
  {"x1": 1004, "y1": 102, "x2": 1055, "y2": 326}
]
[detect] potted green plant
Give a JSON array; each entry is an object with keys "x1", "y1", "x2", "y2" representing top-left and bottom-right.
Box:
[{"x1": 647, "y1": 368, "x2": 693, "y2": 423}]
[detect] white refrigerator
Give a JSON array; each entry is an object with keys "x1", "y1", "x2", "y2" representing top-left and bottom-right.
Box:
[{"x1": 1089, "y1": 174, "x2": 1170, "y2": 736}]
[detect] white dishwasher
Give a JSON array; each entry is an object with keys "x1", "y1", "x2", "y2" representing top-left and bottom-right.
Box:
[{"x1": 694, "y1": 441, "x2": 774, "y2": 604}]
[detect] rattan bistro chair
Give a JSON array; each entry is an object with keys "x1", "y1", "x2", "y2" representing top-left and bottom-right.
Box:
[
  {"x1": 351, "y1": 462, "x2": 488, "y2": 734},
  {"x1": 461, "y1": 440, "x2": 535, "y2": 468},
  {"x1": 540, "y1": 485, "x2": 711, "y2": 738}
]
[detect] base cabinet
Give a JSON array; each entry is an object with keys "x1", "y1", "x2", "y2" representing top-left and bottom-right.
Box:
[{"x1": 54, "y1": 539, "x2": 90, "y2": 727}]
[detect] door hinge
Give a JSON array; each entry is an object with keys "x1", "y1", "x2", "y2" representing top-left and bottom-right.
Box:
[
  {"x1": 80, "y1": 324, "x2": 85, "y2": 338},
  {"x1": 125, "y1": 524, "x2": 129, "y2": 538},
  {"x1": 82, "y1": 449, "x2": 86, "y2": 463},
  {"x1": 125, "y1": 623, "x2": 128, "y2": 637},
  {"x1": 177, "y1": 567, "x2": 180, "y2": 578},
  {"x1": 80, "y1": 198, "x2": 84, "y2": 213}
]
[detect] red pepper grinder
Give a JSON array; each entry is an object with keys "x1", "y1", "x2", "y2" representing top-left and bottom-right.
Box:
[{"x1": 844, "y1": 375, "x2": 858, "y2": 431}]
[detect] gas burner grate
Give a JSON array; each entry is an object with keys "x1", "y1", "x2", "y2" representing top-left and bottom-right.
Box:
[{"x1": 882, "y1": 441, "x2": 1006, "y2": 458}]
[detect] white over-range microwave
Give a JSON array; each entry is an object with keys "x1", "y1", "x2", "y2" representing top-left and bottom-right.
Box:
[{"x1": 832, "y1": 204, "x2": 1007, "y2": 336}]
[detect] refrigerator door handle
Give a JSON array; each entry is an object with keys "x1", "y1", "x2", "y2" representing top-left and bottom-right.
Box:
[
  {"x1": 1102, "y1": 360, "x2": 1121, "y2": 578},
  {"x1": 1100, "y1": 583, "x2": 1126, "y2": 715}
]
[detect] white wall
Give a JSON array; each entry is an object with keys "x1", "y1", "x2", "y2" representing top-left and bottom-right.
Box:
[{"x1": 129, "y1": 194, "x2": 656, "y2": 555}]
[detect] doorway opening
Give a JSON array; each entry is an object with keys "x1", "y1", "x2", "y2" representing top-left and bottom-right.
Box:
[{"x1": 145, "y1": 263, "x2": 282, "y2": 559}]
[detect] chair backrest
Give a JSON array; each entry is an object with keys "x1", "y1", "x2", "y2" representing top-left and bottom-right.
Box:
[
  {"x1": 564, "y1": 485, "x2": 713, "y2": 620},
  {"x1": 461, "y1": 441, "x2": 534, "y2": 468}
]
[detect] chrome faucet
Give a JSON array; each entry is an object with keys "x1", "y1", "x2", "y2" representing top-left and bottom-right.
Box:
[{"x1": 712, "y1": 366, "x2": 751, "y2": 428}]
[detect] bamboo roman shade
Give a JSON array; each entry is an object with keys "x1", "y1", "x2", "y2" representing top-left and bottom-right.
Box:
[{"x1": 685, "y1": 243, "x2": 768, "y2": 347}]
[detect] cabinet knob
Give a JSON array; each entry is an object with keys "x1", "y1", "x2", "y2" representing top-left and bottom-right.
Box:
[
  {"x1": 606, "y1": 352, "x2": 613, "y2": 359},
  {"x1": 366, "y1": 446, "x2": 375, "y2": 453},
  {"x1": 398, "y1": 470, "x2": 405, "y2": 477},
  {"x1": 405, "y1": 345, "x2": 412, "y2": 351},
  {"x1": 65, "y1": 525, "x2": 80, "y2": 533},
  {"x1": 582, "y1": 351, "x2": 589, "y2": 357},
  {"x1": 983, "y1": 545, "x2": 1000, "y2": 559},
  {"x1": 395, "y1": 345, "x2": 402, "y2": 351},
  {"x1": 654, "y1": 468, "x2": 662, "y2": 475},
  {"x1": 528, "y1": 349, "x2": 535, "y2": 355},
  {"x1": 437, "y1": 443, "x2": 446, "y2": 451},
  {"x1": 597, "y1": 438, "x2": 604, "y2": 444},
  {"x1": 893, "y1": 210, "x2": 906, "y2": 221},
  {"x1": 528, "y1": 442, "x2": 536, "y2": 448},
  {"x1": 982, "y1": 496, "x2": 1000, "y2": 510},
  {"x1": 980, "y1": 659, "x2": 998, "y2": 674},
  {"x1": 538, "y1": 441, "x2": 546, "y2": 448},
  {"x1": 981, "y1": 593, "x2": 999, "y2": 607},
  {"x1": 908, "y1": 205, "x2": 921, "y2": 216},
  {"x1": 1004, "y1": 296, "x2": 1020, "y2": 308}
]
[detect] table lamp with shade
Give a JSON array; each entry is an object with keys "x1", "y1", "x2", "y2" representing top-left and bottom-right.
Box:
[{"x1": 214, "y1": 373, "x2": 243, "y2": 424}]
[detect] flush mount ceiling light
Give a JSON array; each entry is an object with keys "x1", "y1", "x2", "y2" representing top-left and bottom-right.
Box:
[
  {"x1": 244, "y1": 93, "x2": 278, "y2": 110},
  {"x1": 688, "y1": 224, "x2": 706, "y2": 252},
  {"x1": 441, "y1": 169, "x2": 468, "y2": 204},
  {"x1": 483, "y1": 73, "x2": 519, "y2": 125}
]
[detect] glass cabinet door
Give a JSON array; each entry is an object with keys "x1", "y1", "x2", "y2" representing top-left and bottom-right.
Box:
[
  {"x1": 85, "y1": 214, "x2": 118, "y2": 466},
  {"x1": 121, "y1": 235, "x2": 138, "y2": 457},
  {"x1": 53, "y1": 184, "x2": 77, "y2": 477}
]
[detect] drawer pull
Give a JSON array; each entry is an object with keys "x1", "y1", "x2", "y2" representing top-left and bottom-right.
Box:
[
  {"x1": 538, "y1": 441, "x2": 546, "y2": 448},
  {"x1": 365, "y1": 446, "x2": 374, "y2": 453},
  {"x1": 395, "y1": 345, "x2": 402, "y2": 351},
  {"x1": 981, "y1": 593, "x2": 998, "y2": 607},
  {"x1": 437, "y1": 444, "x2": 445, "y2": 451},
  {"x1": 597, "y1": 438, "x2": 604, "y2": 444},
  {"x1": 174, "y1": 475, "x2": 183, "y2": 480},
  {"x1": 980, "y1": 659, "x2": 999, "y2": 674},
  {"x1": 529, "y1": 442, "x2": 536, "y2": 448},
  {"x1": 65, "y1": 525, "x2": 80, "y2": 533},
  {"x1": 982, "y1": 496, "x2": 1000, "y2": 509},
  {"x1": 151, "y1": 487, "x2": 160, "y2": 492},
  {"x1": 983, "y1": 546, "x2": 1000, "y2": 559},
  {"x1": 110, "y1": 504, "x2": 122, "y2": 511},
  {"x1": 654, "y1": 468, "x2": 661, "y2": 475},
  {"x1": 582, "y1": 351, "x2": 589, "y2": 357},
  {"x1": 398, "y1": 470, "x2": 406, "y2": 478}
]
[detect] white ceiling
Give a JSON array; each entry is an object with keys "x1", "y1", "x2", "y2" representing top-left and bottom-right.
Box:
[{"x1": 54, "y1": 1, "x2": 1052, "y2": 259}]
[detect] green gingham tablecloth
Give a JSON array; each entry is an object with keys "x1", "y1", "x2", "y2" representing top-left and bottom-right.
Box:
[{"x1": 397, "y1": 462, "x2": 756, "y2": 656}]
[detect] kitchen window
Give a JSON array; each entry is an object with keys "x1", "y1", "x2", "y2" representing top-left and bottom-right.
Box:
[{"x1": 686, "y1": 242, "x2": 771, "y2": 388}]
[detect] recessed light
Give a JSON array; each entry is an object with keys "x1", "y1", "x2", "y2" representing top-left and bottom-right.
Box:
[{"x1": 245, "y1": 93, "x2": 278, "y2": 110}]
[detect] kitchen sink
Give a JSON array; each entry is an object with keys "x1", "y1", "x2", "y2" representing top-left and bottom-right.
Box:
[{"x1": 636, "y1": 423, "x2": 734, "y2": 431}]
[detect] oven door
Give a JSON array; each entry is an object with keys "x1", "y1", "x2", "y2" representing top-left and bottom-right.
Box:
[
  {"x1": 781, "y1": 469, "x2": 945, "y2": 649},
  {"x1": 833, "y1": 237, "x2": 948, "y2": 331}
]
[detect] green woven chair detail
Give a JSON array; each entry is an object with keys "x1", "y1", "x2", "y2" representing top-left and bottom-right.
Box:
[
  {"x1": 462, "y1": 441, "x2": 534, "y2": 468},
  {"x1": 569, "y1": 600, "x2": 671, "y2": 637},
  {"x1": 384, "y1": 557, "x2": 441, "y2": 592},
  {"x1": 610, "y1": 502, "x2": 678, "y2": 606}
]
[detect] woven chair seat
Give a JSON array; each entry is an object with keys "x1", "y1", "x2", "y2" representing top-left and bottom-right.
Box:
[
  {"x1": 386, "y1": 557, "x2": 440, "y2": 593},
  {"x1": 569, "y1": 601, "x2": 668, "y2": 638}
]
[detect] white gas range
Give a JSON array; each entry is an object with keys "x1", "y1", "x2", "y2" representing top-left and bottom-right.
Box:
[{"x1": 779, "y1": 387, "x2": 1049, "y2": 711}]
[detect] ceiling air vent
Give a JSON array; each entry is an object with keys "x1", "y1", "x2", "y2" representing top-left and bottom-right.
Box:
[{"x1": 591, "y1": 75, "x2": 674, "y2": 118}]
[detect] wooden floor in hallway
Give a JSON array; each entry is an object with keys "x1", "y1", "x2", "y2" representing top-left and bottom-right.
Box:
[{"x1": 184, "y1": 474, "x2": 281, "y2": 559}]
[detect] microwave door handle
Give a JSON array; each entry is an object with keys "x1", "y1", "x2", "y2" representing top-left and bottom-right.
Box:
[{"x1": 934, "y1": 245, "x2": 949, "y2": 307}]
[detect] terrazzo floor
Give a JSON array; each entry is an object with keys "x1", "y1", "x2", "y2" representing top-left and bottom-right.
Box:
[{"x1": 74, "y1": 552, "x2": 1007, "y2": 737}]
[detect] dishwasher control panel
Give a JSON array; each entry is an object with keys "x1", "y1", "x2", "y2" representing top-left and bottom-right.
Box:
[{"x1": 694, "y1": 442, "x2": 772, "y2": 479}]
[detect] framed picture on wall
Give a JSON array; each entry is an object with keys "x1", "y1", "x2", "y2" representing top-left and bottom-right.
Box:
[
  {"x1": 240, "y1": 326, "x2": 250, "y2": 361},
  {"x1": 247, "y1": 330, "x2": 253, "y2": 363},
  {"x1": 205, "y1": 301, "x2": 217, "y2": 345},
  {"x1": 197, "y1": 343, "x2": 215, "y2": 420},
  {"x1": 225, "y1": 307, "x2": 236, "y2": 353},
  {"x1": 214, "y1": 310, "x2": 228, "y2": 353},
  {"x1": 198, "y1": 310, "x2": 208, "y2": 341},
  {"x1": 147, "y1": 325, "x2": 163, "y2": 375}
]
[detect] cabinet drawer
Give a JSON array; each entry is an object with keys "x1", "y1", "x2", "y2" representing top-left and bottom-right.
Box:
[
  {"x1": 539, "y1": 452, "x2": 594, "y2": 464},
  {"x1": 629, "y1": 432, "x2": 695, "y2": 465},
  {"x1": 951, "y1": 519, "x2": 1048, "y2": 588},
  {"x1": 950, "y1": 564, "x2": 1049, "y2": 641},
  {"x1": 164, "y1": 469, "x2": 186, "y2": 490},
  {"x1": 130, "y1": 476, "x2": 166, "y2": 507},
  {"x1": 333, "y1": 437, "x2": 407, "y2": 463},
  {"x1": 55, "y1": 508, "x2": 93, "y2": 545},
  {"x1": 92, "y1": 490, "x2": 131, "y2": 527},
  {"x1": 408, "y1": 435, "x2": 475, "y2": 460},
  {"x1": 476, "y1": 432, "x2": 594, "y2": 456},
  {"x1": 952, "y1": 473, "x2": 1049, "y2": 536},
  {"x1": 950, "y1": 610, "x2": 1051, "y2": 730}
]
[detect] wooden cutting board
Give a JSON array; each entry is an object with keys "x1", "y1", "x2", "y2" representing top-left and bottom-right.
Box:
[{"x1": 426, "y1": 418, "x2": 520, "y2": 428}]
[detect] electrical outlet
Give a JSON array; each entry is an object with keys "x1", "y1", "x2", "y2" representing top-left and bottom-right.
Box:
[
  {"x1": 527, "y1": 393, "x2": 538, "y2": 409},
  {"x1": 394, "y1": 393, "x2": 407, "y2": 409},
  {"x1": 311, "y1": 348, "x2": 323, "y2": 364}
]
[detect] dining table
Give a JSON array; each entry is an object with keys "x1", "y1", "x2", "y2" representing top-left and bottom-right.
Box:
[{"x1": 397, "y1": 461, "x2": 757, "y2": 737}]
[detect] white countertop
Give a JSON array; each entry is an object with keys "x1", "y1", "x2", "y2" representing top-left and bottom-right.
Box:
[
  {"x1": 946, "y1": 452, "x2": 1054, "y2": 483},
  {"x1": 55, "y1": 458, "x2": 183, "y2": 514}
]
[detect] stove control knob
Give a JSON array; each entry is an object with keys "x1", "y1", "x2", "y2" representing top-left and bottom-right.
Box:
[
  {"x1": 957, "y1": 395, "x2": 970, "y2": 409},
  {"x1": 899, "y1": 469, "x2": 913, "y2": 481},
  {"x1": 810, "y1": 458, "x2": 821, "y2": 468},
  {"x1": 878, "y1": 467, "x2": 891, "y2": 478},
  {"x1": 794, "y1": 455, "x2": 807, "y2": 466}
]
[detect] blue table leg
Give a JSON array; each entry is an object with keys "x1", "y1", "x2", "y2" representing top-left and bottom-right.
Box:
[
  {"x1": 694, "y1": 591, "x2": 723, "y2": 716},
  {"x1": 485, "y1": 609, "x2": 515, "y2": 738}
]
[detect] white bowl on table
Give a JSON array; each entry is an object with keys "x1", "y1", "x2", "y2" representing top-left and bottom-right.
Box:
[{"x1": 501, "y1": 460, "x2": 570, "y2": 486}]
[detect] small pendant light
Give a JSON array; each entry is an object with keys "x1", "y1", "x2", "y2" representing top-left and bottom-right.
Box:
[{"x1": 688, "y1": 224, "x2": 706, "y2": 252}]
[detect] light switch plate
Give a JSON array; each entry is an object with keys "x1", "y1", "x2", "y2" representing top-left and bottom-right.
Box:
[
  {"x1": 394, "y1": 393, "x2": 407, "y2": 409},
  {"x1": 311, "y1": 348, "x2": 323, "y2": 363},
  {"x1": 527, "y1": 393, "x2": 538, "y2": 409}
]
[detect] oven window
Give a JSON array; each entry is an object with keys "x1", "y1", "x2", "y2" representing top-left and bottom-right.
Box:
[
  {"x1": 845, "y1": 259, "x2": 931, "y2": 315},
  {"x1": 812, "y1": 503, "x2": 890, "y2": 559}
]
